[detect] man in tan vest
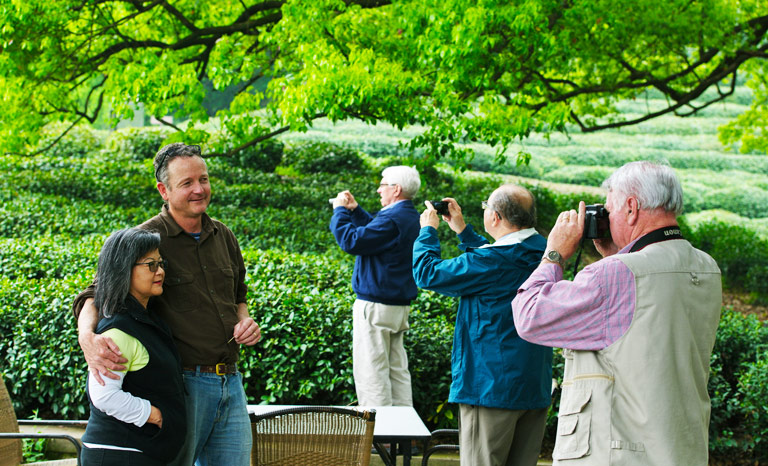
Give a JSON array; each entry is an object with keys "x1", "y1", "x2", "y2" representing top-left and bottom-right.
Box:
[{"x1": 512, "y1": 161, "x2": 722, "y2": 465}]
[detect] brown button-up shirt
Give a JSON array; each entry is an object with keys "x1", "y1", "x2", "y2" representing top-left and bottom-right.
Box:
[{"x1": 73, "y1": 206, "x2": 248, "y2": 366}]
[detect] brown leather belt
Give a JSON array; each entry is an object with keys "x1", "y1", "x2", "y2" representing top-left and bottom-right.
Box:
[{"x1": 183, "y1": 363, "x2": 237, "y2": 376}]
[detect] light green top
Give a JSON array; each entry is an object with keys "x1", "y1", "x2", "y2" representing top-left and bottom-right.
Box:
[{"x1": 103, "y1": 328, "x2": 149, "y2": 371}]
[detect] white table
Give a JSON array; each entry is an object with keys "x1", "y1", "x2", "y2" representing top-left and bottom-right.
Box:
[{"x1": 248, "y1": 405, "x2": 432, "y2": 465}]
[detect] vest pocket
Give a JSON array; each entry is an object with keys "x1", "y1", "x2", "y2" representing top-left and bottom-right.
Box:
[{"x1": 553, "y1": 388, "x2": 592, "y2": 460}]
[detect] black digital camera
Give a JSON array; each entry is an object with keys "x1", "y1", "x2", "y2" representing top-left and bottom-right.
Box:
[
  {"x1": 584, "y1": 204, "x2": 610, "y2": 239},
  {"x1": 428, "y1": 200, "x2": 450, "y2": 216}
]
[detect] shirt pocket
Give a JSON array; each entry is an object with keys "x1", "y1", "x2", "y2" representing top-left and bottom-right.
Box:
[
  {"x1": 552, "y1": 387, "x2": 592, "y2": 461},
  {"x1": 213, "y1": 267, "x2": 236, "y2": 302},
  {"x1": 163, "y1": 272, "x2": 197, "y2": 312}
]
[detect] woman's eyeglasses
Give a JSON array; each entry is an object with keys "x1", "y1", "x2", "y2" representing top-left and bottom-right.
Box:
[{"x1": 134, "y1": 259, "x2": 168, "y2": 272}]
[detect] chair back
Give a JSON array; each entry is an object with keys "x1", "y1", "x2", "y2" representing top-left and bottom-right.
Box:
[
  {"x1": 0, "y1": 375, "x2": 22, "y2": 466},
  {"x1": 250, "y1": 406, "x2": 375, "y2": 466}
]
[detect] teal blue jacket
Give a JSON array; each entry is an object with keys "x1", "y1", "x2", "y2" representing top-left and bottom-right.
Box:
[{"x1": 413, "y1": 225, "x2": 552, "y2": 410}]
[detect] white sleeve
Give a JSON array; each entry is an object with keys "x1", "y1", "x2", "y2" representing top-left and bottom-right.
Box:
[{"x1": 88, "y1": 372, "x2": 152, "y2": 427}]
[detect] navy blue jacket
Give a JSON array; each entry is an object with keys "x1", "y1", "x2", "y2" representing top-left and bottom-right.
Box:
[
  {"x1": 413, "y1": 224, "x2": 552, "y2": 410},
  {"x1": 330, "y1": 200, "x2": 420, "y2": 305}
]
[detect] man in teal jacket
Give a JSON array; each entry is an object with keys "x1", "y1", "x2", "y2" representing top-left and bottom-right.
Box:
[{"x1": 413, "y1": 184, "x2": 552, "y2": 466}]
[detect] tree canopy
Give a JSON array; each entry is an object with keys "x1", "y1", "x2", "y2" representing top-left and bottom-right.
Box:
[{"x1": 1, "y1": 0, "x2": 766, "y2": 162}]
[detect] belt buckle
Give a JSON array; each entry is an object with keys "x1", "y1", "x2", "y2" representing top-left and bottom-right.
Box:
[{"x1": 215, "y1": 363, "x2": 227, "y2": 376}]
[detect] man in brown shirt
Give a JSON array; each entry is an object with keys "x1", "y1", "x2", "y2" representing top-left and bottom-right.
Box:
[{"x1": 73, "y1": 143, "x2": 261, "y2": 466}]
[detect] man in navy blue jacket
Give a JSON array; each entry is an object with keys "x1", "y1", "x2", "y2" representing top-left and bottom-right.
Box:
[
  {"x1": 413, "y1": 185, "x2": 552, "y2": 466},
  {"x1": 330, "y1": 166, "x2": 421, "y2": 406}
]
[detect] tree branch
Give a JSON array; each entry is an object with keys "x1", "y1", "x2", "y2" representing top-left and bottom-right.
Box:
[
  {"x1": 155, "y1": 117, "x2": 183, "y2": 132},
  {"x1": 5, "y1": 117, "x2": 85, "y2": 157}
]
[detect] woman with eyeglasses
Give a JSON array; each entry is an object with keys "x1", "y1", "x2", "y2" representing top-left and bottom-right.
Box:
[{"x1": 81, "y1": 227, "x2": 186, "y2": 466}]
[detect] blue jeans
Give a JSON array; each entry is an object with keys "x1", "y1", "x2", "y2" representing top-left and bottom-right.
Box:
[{"x1": 169, "y1": 370, "x2": 252, "y2": 466}]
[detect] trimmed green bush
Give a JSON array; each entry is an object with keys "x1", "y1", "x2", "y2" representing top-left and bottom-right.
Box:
[
  {"x1": 33, "y1": 123, "x2": 106, "y2": 159},
  {"x1": 541, "y1": 165, "x2": 615, "y2": 187},
  {"x1": 708, "y1": 308, "x2": 768, "y2": 462},
  {"x1": 106, "y1": 127, "x2": 171, "y2": 160},
  {"x1": 283, "y1": 142, "x2": 368, "y2": 175},
  {"x1": 686, "y1": 220, "x2": 768, "y2": 300}
]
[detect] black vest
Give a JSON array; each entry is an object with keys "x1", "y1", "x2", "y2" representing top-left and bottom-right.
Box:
[{"x1": 82, "y1": 296, "x2": 186, "y2": 462}]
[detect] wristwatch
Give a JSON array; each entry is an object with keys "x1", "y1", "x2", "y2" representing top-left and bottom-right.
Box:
[{"x1": 542, "y1": 250, "x2": 564, "y2": 267}]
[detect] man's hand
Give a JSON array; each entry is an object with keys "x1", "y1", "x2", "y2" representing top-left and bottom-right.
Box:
[
  {"x1": 332, "y1": 190, "x2": 358, "y2": 210},
  {"x1": 546, "y1": 201, "x2": 587, "y2": 261},
  {"x1": 78, "y1": 298, "x2": 127, "y2": 385},
  {"x1": 232, "y1": 317, "x2": 261, "y2": 346},
  {"x1": 441, "y1": 198, "x2": 466, "y2": 234},
  {"x1": 420, "y1": 201, "x2": 440, "y2": 229},
  {"x1": 79, "y1": 330, "x2": 127, "y2": 385}
]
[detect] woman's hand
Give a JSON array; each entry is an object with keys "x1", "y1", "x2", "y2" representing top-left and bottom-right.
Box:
[{"x1": 147, "y1": 405, "x2": 163, "y2": 428}]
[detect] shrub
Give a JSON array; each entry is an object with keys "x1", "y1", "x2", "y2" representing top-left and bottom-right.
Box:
[
  {"x1": 0, "y1": 193, "x2": 152, "y2": 240},
  {"x1": 701, "y1": 186, "x2": 768, "y2": 219},
  {"x1": 283, "y1": 142, "x2": 368, "y2": 175},
  {"x1": 34, "y1": 123, "x2": 106, "y2": 158},
  {"x1": 708, "y1": 308, "x2": 768, "y2": 462},
  {"x1": 0, "y1": 273, "x2": 91, "y2": 418},
  {"x1": 542, "y1": 165, "x2": 615, "y2": 187},
  {"x1": 220, "y1": 138, "x2": 284, "y2": 173},
  {"x1": 106, "y1": 127, "x2": 171, "y2": 160},
  {"x1": 686, "y1": 220, "x2": 768, "y2": 300}
]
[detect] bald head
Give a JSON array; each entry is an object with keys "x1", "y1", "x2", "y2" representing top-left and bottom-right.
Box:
[{"x1": 488, "y1": 184, "x2": 537, "y2": 229}]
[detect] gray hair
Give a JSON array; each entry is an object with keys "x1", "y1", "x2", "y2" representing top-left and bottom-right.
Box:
[
  {"x1": 154, "y1": 143, "x2": 203, "y2": 184},
  {"x1": 94, "y1": 228, "x2": 161, "y2": 318},
  {"x1": 602, "y1": 161, "x2": 684, "y2": 215},
  {"x1": 489, "y1": 184, "x2": 537, "y2": 228},
  {"x1": 382, "y1": 165, "x2": 421, "y2": 199}
]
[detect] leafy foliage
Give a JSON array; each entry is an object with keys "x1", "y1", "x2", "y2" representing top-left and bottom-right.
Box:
[
  {"x1": 282, "y1": 142, "x2": 368, "y2": 175},
  {"x1": 106, "y1": 127, "x2": 171, "y2": 161},
  {"x1": 0, "y1": 0, "x2": 766, "y2": 165},
  {"x1": 685, "y1": 220, "x2": 768, "y2": 300},
  {"x1": 210, "y1": 134, "x2": 285, "y2": 173},
  {"x1": 708, "y1": 308, "x2": 768, "y2": 462}
]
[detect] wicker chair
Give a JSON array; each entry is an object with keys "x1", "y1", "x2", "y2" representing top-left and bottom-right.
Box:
[
  {"x1": 0, "y1": 375, "x2": 84, "y2": 466},
  {"x1": 250, "y1": 406, "x2": 376, "y2": 466}
]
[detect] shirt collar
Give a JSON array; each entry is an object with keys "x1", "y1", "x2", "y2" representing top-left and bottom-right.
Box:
[
  {"x1": 159, "y1": 205, "x2": 217, "y2": 238},
  {"x1": 381, "y1": 199, "x2": 408, "y2": 211},
  {"x1": 480, "y1": 227, "x2": 537, "y2": 248}
]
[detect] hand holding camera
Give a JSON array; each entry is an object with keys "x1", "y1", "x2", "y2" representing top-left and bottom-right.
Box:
[
  {"x1": 330, "y1": 190, "x2": 358, "y2": 211},
  {"x1": 584, "y1": 204, "x2": 610, "y2": 239},
  {"x1": 428, "y1": 200, "x2": 450, "y2": 217},
  {"x1": 421, "y1": 198, "x2": 467, "y2": 234}
]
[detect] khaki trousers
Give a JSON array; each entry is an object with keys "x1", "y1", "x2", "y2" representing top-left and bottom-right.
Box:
[
  {"x1": 352, "y1": 299, "x2": 413, "y2": 406},
  {"x1": 459, "y1": 404, "x2": 548, "y2": 466}
]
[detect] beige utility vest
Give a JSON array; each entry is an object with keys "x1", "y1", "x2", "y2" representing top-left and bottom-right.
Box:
[{"x1": 553, "y1": 239, "x2": 721, "y2": 465}]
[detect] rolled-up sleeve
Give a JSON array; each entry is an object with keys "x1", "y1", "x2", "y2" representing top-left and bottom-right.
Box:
[{"x1": 512, "y1": 257, "x2": 636, "y2": 351}]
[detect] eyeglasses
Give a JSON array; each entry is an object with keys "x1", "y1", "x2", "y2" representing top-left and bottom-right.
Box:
[
  {"x1": 154, "y1": 144, "x2": 201, "y2": 181},
  {"x1": 379, "y1": 183, "x2": 397, "y2": 188},
  {"x1": 134, "y1": 259, "x2": 168, "y2": 273}
]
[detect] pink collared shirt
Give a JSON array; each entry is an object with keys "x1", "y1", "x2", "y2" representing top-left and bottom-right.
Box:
[{"x1": 511, "y1": 247, "x2": 637, "y2": 351}]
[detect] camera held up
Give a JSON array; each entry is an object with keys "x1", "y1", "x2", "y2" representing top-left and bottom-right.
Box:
[
  {"x1": 428, "y1": 200, "x2": 450, "y2": 216},
  {"x1": 584, "y1": 204, "x2": 610, "y2": 239}
]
